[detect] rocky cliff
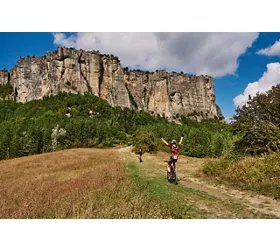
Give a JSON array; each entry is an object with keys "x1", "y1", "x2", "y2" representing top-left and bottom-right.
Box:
[
  {"x1": 1, "y1": 47, "x2": 224, "y2": 120},
  {"x1": 124, "y1": 69, "x2": 219, "y2": 119},
  {"x1": 0, "y1": 69, "x2": 9, "y2": 86}
]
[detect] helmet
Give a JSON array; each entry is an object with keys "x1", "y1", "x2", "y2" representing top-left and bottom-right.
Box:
[{"x1": 171, "y1": 139, "x2": 176, "y2": 145}]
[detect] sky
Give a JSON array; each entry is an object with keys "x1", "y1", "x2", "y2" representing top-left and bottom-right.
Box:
[{"x1": 1, "y1": 32, "x2": 280, "y2": 120}]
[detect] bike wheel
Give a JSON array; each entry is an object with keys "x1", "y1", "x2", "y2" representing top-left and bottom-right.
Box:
[
  {"x1": 170, "y1": 170, "x2": 177, "y2": 184},
  {"x1": 173, "y1": 165, "x2": 178, "y2": 184},
  {"x1": 168, "y1": 169, "x2": 177, "y2": 184},
  {"x1": 167, "y1": 171, "x2": 171, "y2": 182},
  {"x1": 173, "y1": 172, "x2": 178, "y2": 185}
]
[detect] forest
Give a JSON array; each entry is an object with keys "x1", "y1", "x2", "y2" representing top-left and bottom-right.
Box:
[
  {"x1": 1, "y1": 84, "x2": 280, "y2": 161},
  {"x1": 0, "y1": 92, "x2": 233, "y2": 160}
]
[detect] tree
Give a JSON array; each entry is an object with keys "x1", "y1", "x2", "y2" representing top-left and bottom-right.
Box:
[
  {"x1": 232, "y1": 84, "x2": 280, "y2": 155},
  {"x1": 51, "y1": 125, "x2": 66, "y2": 152}
]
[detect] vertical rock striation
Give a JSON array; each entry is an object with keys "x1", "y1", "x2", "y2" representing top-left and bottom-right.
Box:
[{"x1": 1, "y1": 47, "x2": 223, "y2": 120}]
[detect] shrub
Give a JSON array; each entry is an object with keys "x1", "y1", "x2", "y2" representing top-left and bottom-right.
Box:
[{"x1": 203, "y1": 153, "x2": 280, "y2": 199}]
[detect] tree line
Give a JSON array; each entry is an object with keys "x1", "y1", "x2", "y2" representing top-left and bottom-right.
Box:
[
  {"x1": 0, "y1": 92, "x2": 234, "y2": 160},
  {"x1": 1, "y1": 84, "x2": 279, "y2": 161}
]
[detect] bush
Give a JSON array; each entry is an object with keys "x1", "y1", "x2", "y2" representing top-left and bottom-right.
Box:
[
  {"x1": 203, "y1": 153, "x2": 280, "y2": 199},
  {"x1": 133, "y1": 130, "x2": 159, "y2": 153},
  {"x1": 132, "y1": 121, "x2": 236, "y2": 158},
  {"x1": 0, "y1": 83, "x2": 13, "y2": 99}
]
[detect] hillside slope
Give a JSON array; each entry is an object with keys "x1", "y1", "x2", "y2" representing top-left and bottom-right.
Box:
[{"x1": 0, "y1": 147, "x2": 279, "y2": 219}]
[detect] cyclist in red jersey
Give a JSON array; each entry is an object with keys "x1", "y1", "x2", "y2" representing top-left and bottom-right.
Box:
[{"x1": 160, "y1": 135, "x2": 183, "y2": 180}]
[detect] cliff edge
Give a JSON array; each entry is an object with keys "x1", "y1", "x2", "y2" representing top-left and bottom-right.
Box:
[{"x1": 0, "y1": 47, "x2": 224, "y2": 120}]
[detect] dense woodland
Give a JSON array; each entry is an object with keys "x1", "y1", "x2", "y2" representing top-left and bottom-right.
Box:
[
  {"x1": 0, "y1": 84, "x2": 280, "y2": 161},
  {"x1": 0, "y1": 90, "x2": 234, "y2": 160}
]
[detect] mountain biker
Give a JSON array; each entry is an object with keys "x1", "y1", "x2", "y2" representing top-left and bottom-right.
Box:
[
  {"x1": 160, "y1": 135, "x2": 183, "y2": 180},
  {"x1": 138, "y1": 148, "x2": 143, "y2": 163}
]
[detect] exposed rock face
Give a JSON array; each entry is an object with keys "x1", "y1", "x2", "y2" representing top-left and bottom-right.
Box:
[
  {"x1": 9, "y1": 48, "x2": 131, "y2": 108},
  {"x1": 124, "y1": 70, "x2": 218, "y2": 119},
  {"x1": 2, "y1": 47, "x2": 224, "y2": 120},
  {"x1": 0, "y1": 69, "x2": 9, "y2": 85}
]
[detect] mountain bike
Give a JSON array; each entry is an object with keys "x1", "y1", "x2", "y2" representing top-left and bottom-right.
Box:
[{"x1": 167, "y1": 162, "x2": 178, "y2": 185}]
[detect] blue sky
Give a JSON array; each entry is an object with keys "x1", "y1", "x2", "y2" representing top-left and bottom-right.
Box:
[
  {"x1": 1, "y1": 32, "x2": 280, "y2": 120},
  {"x1": 215, "y1": 32, "x2": 280, "y2": 119}
]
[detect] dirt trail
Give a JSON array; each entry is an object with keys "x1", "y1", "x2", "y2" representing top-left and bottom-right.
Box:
[{"x1": 117, "y1": 146, "x2": 280, "y2": 218}]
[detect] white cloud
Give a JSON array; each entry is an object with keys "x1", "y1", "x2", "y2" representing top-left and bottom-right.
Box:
[
  {"x1": 233, "y1": 62, "x2": 280, "y2": 107},
  {"x1": 53, "y1": 32, "x2": 259, "y2": 78},
  {"x1": 53, "y1": 33, "x2": 76, "y2": 48},
  {"x1": 257, "y1": 40, "x2": 280, "y2": 56}
]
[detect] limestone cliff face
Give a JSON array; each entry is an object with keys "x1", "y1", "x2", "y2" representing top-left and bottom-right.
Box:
[
  {"x1": 0, "y1": 69, "x2": 9, "y2": 85},
  {"x1": 2, "y1": 47, "x2": 223, "y2": 120},
  {"x1": 124, "y1": 70, "x2": 218, "y2": 119},
  {"x1": 9, "y1": 47, "x2": 131, "y2": 108}
]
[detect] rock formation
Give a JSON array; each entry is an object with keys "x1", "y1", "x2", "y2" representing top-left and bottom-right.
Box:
[
  {"x1": 0, "y1": 69, "x2": 9, "y2": 86},
  {"x1": 124, "y1": 69, "x2": 219, "y2": 119},
  {"x1": 0, "y1": 47, "x2": 224, "y2": 120}
]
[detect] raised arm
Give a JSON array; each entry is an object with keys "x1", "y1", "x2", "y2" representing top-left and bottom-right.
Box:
[
  {"x1": 160, "y1": 137, "x2": 169, "y2": 146},
  {"x1": 179, "y1": 135, "x2": 183, "y2": 145}
]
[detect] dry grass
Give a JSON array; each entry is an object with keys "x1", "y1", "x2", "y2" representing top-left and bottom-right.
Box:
[
  {"x1": 119, "y1": 150, "x2": 277, "y2": 218},
  {"x1": 2, "y1": 147, "x2": 278, "y2": 219},
  {"x1": 0, "y1": 148, "x2": 125, "y2": 218},
  {"x1": 1, "y1": 147, "x2": 198, "y2": 219},
  {"x1": 203, "y1": 153, "x2": 280, "y2": 199}
]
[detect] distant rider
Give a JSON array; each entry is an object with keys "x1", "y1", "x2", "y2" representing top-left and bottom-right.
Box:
[
  {"x1": 138, "y1": 148, "x2": 143, "y2": 163},
  {"x1": 160, "y1": 135, "x2": 183, "y2": 180}
]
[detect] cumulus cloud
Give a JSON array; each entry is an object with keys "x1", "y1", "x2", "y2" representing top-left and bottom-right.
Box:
[
  {"x1": 53, "y1": 33, "x2": 76, "y2": 48},
  {"x1": 256, "y1": 40, "x2": 280, "y2": 56},
  {"x1": 233, "y1": 62, "x2": 280, "y2": 107},
  {"x1": 53, "y1": 32, "x2": 259, "y2": 78}
]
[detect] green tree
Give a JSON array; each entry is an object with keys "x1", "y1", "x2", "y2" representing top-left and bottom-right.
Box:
[{"x1": 233, "y1": 84, "x2": 280, "y2": 155}]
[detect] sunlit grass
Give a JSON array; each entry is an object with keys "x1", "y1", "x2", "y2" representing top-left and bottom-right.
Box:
[{"x1": 203, "y1": 153, "x2": 280, "y2": 199}]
